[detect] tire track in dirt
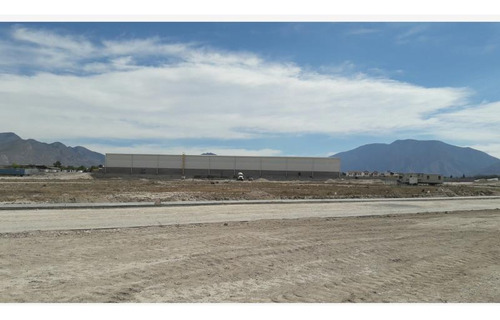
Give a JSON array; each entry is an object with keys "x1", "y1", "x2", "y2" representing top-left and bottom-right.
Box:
[
  {"x1": 134, "y1": 238, "x2": 329, "y2": 302},
  {"x1": 2, "y1": 210, "x2": 499, "y2": 302}
]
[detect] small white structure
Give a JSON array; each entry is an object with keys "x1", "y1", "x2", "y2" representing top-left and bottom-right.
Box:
[{"x1": 398, "y1": 173, "x2": 443, "y2": 185}]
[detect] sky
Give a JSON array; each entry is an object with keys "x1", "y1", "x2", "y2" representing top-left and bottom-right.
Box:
[{"x1": 0, "y1": 22, "x2": 499, "y2": 158}]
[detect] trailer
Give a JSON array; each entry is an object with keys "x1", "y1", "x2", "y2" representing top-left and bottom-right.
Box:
[
  {"x1": 0, "y1": 168, "x2": 39, "y2": 176},
  {"x1": 397, "y1": 173, "x2": 443, "y2": 185},
  {"x1": 0, "y1": 168, "x2": 27, "y2": 176}
]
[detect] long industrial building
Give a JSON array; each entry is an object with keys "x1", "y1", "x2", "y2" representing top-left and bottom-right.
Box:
[{"x1": 105, "y1": 153, "x2": 341, "y2": 180}]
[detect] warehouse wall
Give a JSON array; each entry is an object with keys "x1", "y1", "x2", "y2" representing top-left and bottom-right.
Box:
[{"x1": 105, "y1": 153, "x2": 341, "y2": 179}]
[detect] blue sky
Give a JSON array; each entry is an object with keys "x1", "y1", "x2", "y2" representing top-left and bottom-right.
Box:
[{"x1": 1, "y1": 22, "x2": 499, "y2": 158}]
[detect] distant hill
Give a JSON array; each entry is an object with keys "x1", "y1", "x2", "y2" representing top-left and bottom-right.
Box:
[
  {"x1": 332, "y1": 139, "x2": 500, "y2": 177},
  {"x1": 0, "y1": 132, "x2": 104, "y2": 167}
]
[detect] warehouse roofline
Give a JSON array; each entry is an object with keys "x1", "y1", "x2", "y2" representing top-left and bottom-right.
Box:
[{"x1": 105, "y1": 153, "x2": 340, "y2": 160}]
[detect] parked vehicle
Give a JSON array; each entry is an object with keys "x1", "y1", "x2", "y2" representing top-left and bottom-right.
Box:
[{"x1": 237, "y1": 172, "x2": 244, "y2": 181}]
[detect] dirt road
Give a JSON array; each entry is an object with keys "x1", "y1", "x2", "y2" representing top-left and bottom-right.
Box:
[
  {"x1": 1, "y1": 197, "x2": 499, "y2": 233},
  {"x1": 2, "y1": 209, "x2": 499, "y2": 302}
]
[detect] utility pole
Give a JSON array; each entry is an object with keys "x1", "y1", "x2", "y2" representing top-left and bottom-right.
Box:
[{"x1": 182, "y1": 153, "x2": 186, "y2": 176}]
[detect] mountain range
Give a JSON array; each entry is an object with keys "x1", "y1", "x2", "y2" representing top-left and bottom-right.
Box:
[
  {"x1": 2, "y1": 132, "x2": 499, "y2": 176},
  {"x1": 332, "y1": 139, "x2": 500, "y2": 177},
  {"x1": 0, "y1": 132, "x2": 104, "y2": 167}
]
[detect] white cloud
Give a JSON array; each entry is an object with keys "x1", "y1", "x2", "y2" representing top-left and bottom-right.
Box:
[
  {"x1": 467, "y1": 143, "x2": 500, "y2": 160},
  {"x1": 102, "y1": 38, "x2": 193, "y2": 59},
  {"x1": 427, "y1": 101, "x2": 500, "y2": 157},
  {"x1": 346, "y1": 27, "x2": 379, "y2": 35},
  {"x1": 11, "y1": 26, "x2": 95, "y2": 56},
  {"x1": 325, "y1": 151, "x2": 339, "y2": 157},
  {"x1": 84, "y1": 143, "x2": 282, "y2": 157},
  {"x1": 395, "y1": 24, "x2": 430, "y2": 44},
  {"x1": 0, "y1": 66, "x2": 470, "y2": 141},
  {"x1": 437, "y1": 101, "x2": 500, "y2": 125},
  {"x1": 0, "y1": 25, "x2": 498, "y2": 157}
]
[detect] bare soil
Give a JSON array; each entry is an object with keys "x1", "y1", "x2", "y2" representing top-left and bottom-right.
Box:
[
  {"x1": 1, "y1": 209, "x2": 499, "y2": 302},
  {"x1": 2, "y1": 174, "x2": 499, "y2": 302},
  {"x1": 0, "y1": 173, "x2": 499, "y2": 204}
]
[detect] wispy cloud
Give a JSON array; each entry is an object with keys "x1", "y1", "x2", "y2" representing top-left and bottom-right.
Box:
[
  {"x1": 395, "y1": 24, "x2": 430, "y2": 44},
  {"x1": 467, "y1": 143, "x2": 500, "y2": 160},
  {"x1": 431, "y1": 101, "x2": 500, "y2": 142},
  {"x1": 12, "y1": 25, "x2": 95, "y2": 56},
  {"x1": 346, "y1": 27, "x2": 379, "y2": 36},
  {"x1": 84, "y1": 143, "x2": 283, "y2": 157}
]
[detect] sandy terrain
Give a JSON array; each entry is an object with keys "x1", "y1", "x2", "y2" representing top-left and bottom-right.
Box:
[
  {"x1": 1, "y1": 175, "x2": 499, "y2": 303},
  {"x1": 0, "y1": 173, "x2": 499, "y2": 204},
  {"x1": 1, "y1": 209, "x2": 499, "y2": 303}
]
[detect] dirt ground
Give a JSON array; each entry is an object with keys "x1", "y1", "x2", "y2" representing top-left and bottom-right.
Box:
[
  {"x1": 1, "y1": 209, "x2": 499, "y2": 303},
  {"x1": 1, "y1": 173, "x2": 499, "y2": 204},
  {"x1": 2, "y1": 174, "x2": 499, "y2": 303}
]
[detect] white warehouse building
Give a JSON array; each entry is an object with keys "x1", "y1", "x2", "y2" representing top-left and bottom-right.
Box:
[{"x1": 105, "y1": 153, "x2": 341, "y2": 180}]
